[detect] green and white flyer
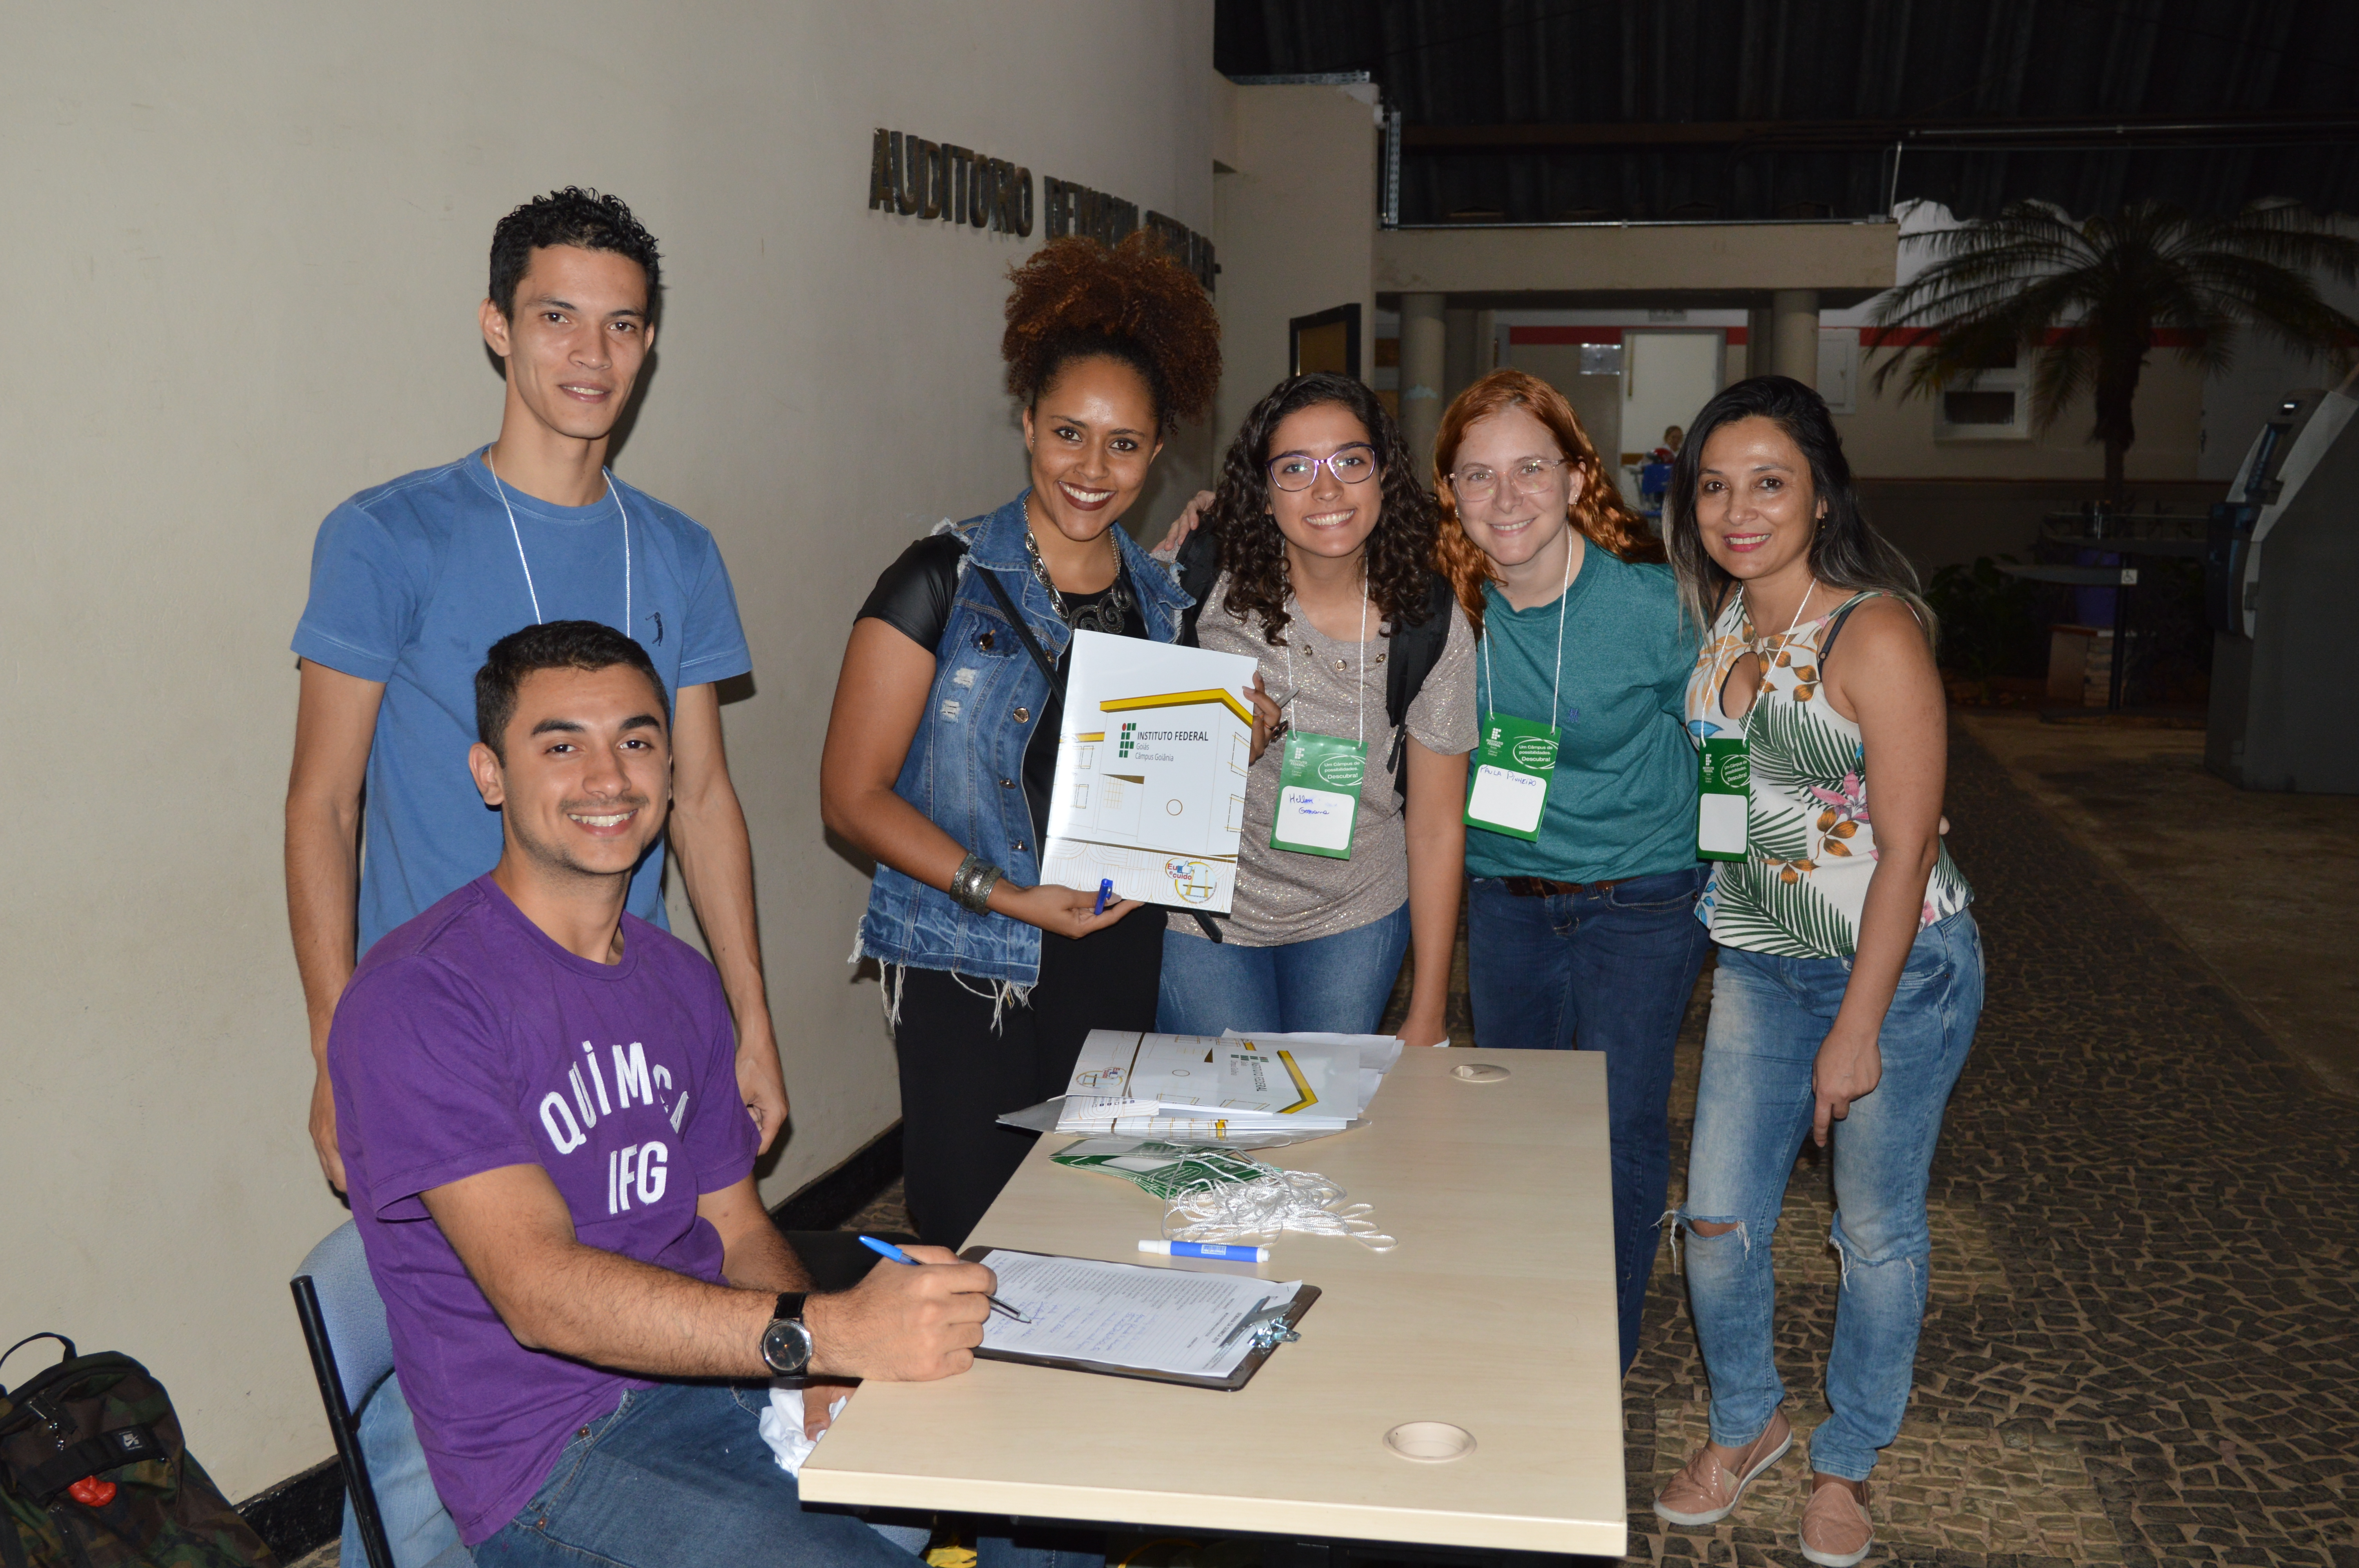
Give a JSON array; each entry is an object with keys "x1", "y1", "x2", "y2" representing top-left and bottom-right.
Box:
[{"x1": 1042, "y1": 630, "x2": 1261, "y2": 912}]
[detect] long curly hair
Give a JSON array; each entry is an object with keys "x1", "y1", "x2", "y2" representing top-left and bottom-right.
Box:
[
  {"x1": 1001, "y1": 231, "x2": 1221, "y2": 430},
  {"x1": 1206, "y1": 374, "x2": 1439, "y2": 646},
  {"x1": 1431, "y1": 369, "x2": 1664, "y2": 636}
]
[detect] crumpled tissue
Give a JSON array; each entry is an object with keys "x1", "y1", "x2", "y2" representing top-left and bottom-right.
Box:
[{"x1": 757, "y1": 1385, "x2": 850, "y2": 1476}]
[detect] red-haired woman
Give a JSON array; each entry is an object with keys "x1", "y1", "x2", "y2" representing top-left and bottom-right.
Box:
[
  {"x1": 820, "y1": 232, "x2": 1221, "y2": 1249},
  {"x1": 1435, "y1": 369, "x2": 1709, "y2": 1375}
]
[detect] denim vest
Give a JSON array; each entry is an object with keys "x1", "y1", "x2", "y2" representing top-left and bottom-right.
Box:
[{"x1": 855, "y1": 490, "x2": 1191, "y2": 986}]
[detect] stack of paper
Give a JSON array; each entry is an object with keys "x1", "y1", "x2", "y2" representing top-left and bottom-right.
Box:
[{"x1": 1050, "y1": 1029, "x2": 1401, "y2": 1139}]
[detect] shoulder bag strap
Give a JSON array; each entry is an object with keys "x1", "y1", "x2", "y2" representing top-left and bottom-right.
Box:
[
  {"x1": 972, "y1": 565, "x2": 1066, "y2": 701},
  {"x1": 1174, "y1": 527, "x2": 1222, "y2": 648},
  {"x1": 1381, "y1": 573, "x2": 1458, "y2": 800}
]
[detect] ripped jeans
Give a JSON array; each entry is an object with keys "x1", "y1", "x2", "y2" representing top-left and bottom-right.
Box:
[{"x1": 1676, "y1": 912, "x2": 1982, "y2": 1482}]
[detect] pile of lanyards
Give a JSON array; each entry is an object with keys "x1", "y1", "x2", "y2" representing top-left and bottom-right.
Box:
[{"x1": 1161, "y1": 1156, "x2": 1395, "y2": 1252}]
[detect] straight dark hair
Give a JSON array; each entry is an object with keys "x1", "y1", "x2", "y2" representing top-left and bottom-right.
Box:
[
  {"x1": 476, "y1": 620, "x2": 667, "y2": 759},
  {"x1": 1663, "y1": 375, "x2": 1935, "y2": 646}
]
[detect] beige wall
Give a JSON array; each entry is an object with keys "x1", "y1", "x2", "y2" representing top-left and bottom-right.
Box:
[
  {"x1": 1824, "y1": 345, "x2": 2205, "y2": 481},
  {"x1": 1, "y1": 0, "x2": 1213, "y2": 1499},
  {"x1": 1374, "y1": 221, "x2": 1897, "y2": 297},
  {"x1": 1212, "y1": 82, "x2": 1381, "y2": 440}
]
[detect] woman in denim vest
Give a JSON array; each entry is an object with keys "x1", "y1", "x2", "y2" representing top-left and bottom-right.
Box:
[{"x1": 820, "y1": 233, "x2": 1222, "y2": 1247}]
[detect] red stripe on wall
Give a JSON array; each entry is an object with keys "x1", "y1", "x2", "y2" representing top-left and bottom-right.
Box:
[
  {"x1": 1508, "y1": 326, "x2": 1623, "y2": 345},
  {"x1": 1508, "y1": 326, "x2": 1751, "y2": 345}
]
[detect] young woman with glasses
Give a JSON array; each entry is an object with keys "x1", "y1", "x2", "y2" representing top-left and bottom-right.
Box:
[
  {"x1": 820, "y1": 233, "x2": 1221, "y2": 1248},
  {"x1": 1154, "y1": 372, "x2": 1475, "y2": 1045},
  {"x1": 1430, "y1": 368, "x2": 1710, "y2": 1375},
  {"x1": 1653, "y1": 376, "x2": 1979, "y2": 1568}
]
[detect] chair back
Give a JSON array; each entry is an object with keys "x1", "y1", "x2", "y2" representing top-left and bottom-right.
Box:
[{"x1": 291, "y1": 1220, "x2": 396, "y2": 1568}]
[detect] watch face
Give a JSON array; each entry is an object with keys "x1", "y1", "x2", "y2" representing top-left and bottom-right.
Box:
[{"x1": 761, "y1": 1319, "x2": 812, "y2": 1376}]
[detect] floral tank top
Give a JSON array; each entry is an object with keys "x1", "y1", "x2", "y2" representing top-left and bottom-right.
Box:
[{"x1": 1685, "y1": 589, "x2": 1972, "y2": 959}]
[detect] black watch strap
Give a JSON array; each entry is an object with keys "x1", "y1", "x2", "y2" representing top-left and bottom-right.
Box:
[{"x1": 774, "y1": 1292, "x2": 808, "y2": 1324}]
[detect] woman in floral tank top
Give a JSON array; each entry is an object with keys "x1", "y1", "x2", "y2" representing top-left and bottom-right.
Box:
[{"x1": 1650, "y1": 377, "x2": 1985, "y2": 1568}]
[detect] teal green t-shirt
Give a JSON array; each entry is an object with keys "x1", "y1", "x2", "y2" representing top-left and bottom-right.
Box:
[{"x1": 1465, "y1": 544, "x2": 1701, "y2": 884}]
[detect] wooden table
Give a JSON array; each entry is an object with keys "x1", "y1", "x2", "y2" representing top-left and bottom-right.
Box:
[{"x1": 800, "y1": 1047, "x2": 1626, "y2": 1558}]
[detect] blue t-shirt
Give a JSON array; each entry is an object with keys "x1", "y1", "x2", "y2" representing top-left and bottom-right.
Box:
[
  {"x1": 293, "y1": 448, "x2": 752, "y2": 955},
  {"x1": 1465, "y1": 545, "x2": 1701, "y2": 885}
]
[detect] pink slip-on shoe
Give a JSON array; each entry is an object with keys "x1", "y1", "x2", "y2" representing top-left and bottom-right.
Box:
[
  {"x1": 1799, "y1": 1474, "x2": 1875, "y2": 1566},
  {"x1": 1652, "y1": 1408, "x2": 1794, "y2": 1526}
]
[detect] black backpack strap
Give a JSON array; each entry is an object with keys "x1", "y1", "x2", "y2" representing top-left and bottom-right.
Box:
[
  {"x1": 1173, "y1": 526, "x2": 1221, "y2": 648},
  {"x1": 971, "y1": 564, "x2": 1066, "y2": 702},
  {"x1": 1381, "y1": 573, "x2": 1459, "y2": 801}
]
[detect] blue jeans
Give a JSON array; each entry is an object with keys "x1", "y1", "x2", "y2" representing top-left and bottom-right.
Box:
[
  {"x1": 344, "y1": 1374, "x2": 469, "y2": 1568},
  {"x1": 1156, "y1": 900, "x2": 1412, "y2": 1036},
  {"x1": 1465, "y1": 867, "x2": 1712, "y2": 1374},
  {"x1": 1677, "y1": 911, "x2": 1984, "y2": 1482},
  {"x1": 473, "y1": 1381, "x2": 1101, "y2": 1568}
]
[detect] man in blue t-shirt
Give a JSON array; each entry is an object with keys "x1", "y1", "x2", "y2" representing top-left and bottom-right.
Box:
[
  {"x1": 286, "y1": 189, "x2": 787, "y2": 1567},
  {"x1": 289, "y1": 188, "x2": 786, "y2": 1186}
]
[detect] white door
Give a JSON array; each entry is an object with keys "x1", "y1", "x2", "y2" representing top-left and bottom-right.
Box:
[{"x1": 1623, "y1": 331, "x2": 1723, "y2": 459}]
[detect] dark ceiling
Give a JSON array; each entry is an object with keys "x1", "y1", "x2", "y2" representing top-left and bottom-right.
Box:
[{"x1": 1215, "y1": 0, "x2": 2359, "y2": 223}]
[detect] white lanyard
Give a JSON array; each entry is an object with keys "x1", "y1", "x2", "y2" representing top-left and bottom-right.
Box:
[
  {"x1": 1737, "y1": 579, "x2": 1817, "y2": 738},
  {"x1": 1479, "y1": 530, "x2": 1574, "y2": 726},
  {"x1": 1280, "y1": 558, "x2": 1370, "y2": 748},
  {"x1": 487, "y1": 452, "x2": 632, "y2": 633}
]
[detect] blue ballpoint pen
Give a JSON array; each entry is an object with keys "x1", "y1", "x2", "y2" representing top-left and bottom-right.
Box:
[
  {"x1": 1092, "y1": 878, "x2": 1114, "y2": 916},
  {"x1": 858, "y1": 1235, "x2": 1031, "y2": 1322}
]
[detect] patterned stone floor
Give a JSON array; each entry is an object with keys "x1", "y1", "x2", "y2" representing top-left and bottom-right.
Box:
[
  {"x1": 846, "y1": 728, "x2": 2359, "y2": 1566},
  {"x1": 1624, "y1": 729, "x2": 2358, "y2": 1568}
]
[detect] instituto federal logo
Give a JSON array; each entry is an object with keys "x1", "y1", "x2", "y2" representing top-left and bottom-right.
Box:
[{"x1": 1118, "y1": 721, "x2": 1138, "y2": 759}]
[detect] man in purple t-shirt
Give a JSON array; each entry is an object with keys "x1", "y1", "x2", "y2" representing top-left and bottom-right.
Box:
[{"x1": 330, "y1": 621, "x2": 996, "y2": 1564}]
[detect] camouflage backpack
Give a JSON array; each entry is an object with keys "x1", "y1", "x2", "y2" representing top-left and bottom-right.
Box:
[{"x1": 0, "y1": 1334, "x2": 274, "y2": 1568}]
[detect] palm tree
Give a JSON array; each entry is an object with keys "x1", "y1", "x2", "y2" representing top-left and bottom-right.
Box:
[{"x1": 1868, "y1": 201, "x2": 2359, "y2": 501}]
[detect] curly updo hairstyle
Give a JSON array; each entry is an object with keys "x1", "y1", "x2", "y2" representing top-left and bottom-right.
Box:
[
  {"x1": 1001, "y1": 230, "x2": 1221, "y2": 432},
  {"x1": 1205, "y1": 373, "x2": 1441, "y2": 647}
]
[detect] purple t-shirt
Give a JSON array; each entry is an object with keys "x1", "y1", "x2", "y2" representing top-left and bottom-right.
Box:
[{"x1": 328, "y1": 875, "x2": 757, "y2": 1546}]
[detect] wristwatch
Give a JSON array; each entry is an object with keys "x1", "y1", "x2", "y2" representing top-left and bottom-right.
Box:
[{"x1": 759, "y1": 1292, "x2": 813, "y2": 1377}]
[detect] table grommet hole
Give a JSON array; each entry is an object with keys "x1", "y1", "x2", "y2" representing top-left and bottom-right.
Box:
[
  {"x1": 1385, "y1": 1422, "x2": 1476, "y2": 1463},
  {"x1": 1451, "y1": 1063, "x2": 1510, "y2": 1083}
]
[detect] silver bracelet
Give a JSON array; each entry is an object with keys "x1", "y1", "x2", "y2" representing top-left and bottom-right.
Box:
[{"x1": 950, "y1": 852, "x2": 1003, "y2": 916}]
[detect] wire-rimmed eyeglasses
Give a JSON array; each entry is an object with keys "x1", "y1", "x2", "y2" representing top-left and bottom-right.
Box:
[
  {"x1": 1269, "y1": 444, "x2": 1378, "y2": 492},
  {"x1": 1450, "y1": 456, "x2": 1572, "y2": 504}
]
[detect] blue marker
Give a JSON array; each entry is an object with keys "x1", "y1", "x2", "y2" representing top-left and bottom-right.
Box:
[
  {"x1": 1139, "y1": 1239, "x2": 1271, "y2": 1263},
  {"x1": 1092, "y1": 878, "x2": 1114, "y2": 916},
  {"x1": 857, "y1": 1235, "x2": 1030, "y2": 1323}
]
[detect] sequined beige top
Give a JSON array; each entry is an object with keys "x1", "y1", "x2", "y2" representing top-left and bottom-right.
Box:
[{"x1": 1173, "y1": 571, "x2": 1478, "y2": 947}]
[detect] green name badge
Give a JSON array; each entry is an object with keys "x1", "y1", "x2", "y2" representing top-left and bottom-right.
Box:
[
  {"x1": 1463, "y1": 713, "x2": 1557, "y2": 842},
  {"x1": 1271, "y1": 731, "x2": 1365, "y2": 858},
  {"x1": 1697, "y1": 736, "x2": 1749, "y2": 861}
]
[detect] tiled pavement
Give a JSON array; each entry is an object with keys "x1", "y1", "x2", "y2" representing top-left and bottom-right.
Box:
[
  {"x1": 845, "y1": 728, "x2": 2359, "y2": 1566},
  {"x1": 1624, "y1": 730, "x2": 2358, "y2": 1568}
]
